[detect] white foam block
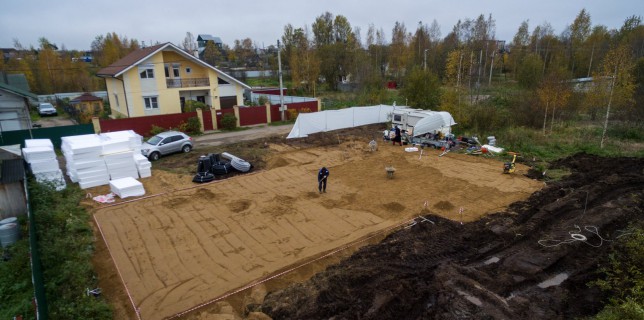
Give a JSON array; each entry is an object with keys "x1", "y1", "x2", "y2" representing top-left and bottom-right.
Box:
[
  {"x1": 25, "y1": 139, "x2": 54, "y2": 149},
  {"x1": 109, "y1": 177, "x2": 145, "y2": 198}
]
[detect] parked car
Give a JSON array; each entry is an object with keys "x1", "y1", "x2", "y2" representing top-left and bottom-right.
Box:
[
  {"x1": 141, "y1": 131, "x2": 193, "y2": 161},
  {"x1": 38, "y1": 103, "x2": 58, "y2": 116}
]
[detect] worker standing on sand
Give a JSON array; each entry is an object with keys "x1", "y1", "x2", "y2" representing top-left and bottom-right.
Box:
[
  {"x1": 392, "y1": 126, "x2": 402, "y2": 146},
  {"x1": 318, "y1": 167, "x2": 329, "y2": 193}
]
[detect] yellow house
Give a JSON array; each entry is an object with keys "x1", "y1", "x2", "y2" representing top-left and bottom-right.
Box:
[
  {"x1": 97, "y1": 42, "x2": 250, "y2": 118},
  {"x1": 70, "y1": 92, "x2": 104, "y2": 114}
]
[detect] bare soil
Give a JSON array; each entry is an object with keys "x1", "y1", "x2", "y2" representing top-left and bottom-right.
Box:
[
  {"x1": 85, "y1": 124, "x2": 643, "y2": 320},
  {"x1": 259, "y1": 152, "x2": 644, "y2": 320}
]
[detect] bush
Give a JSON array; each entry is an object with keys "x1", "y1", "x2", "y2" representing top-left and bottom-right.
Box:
[
  {"x1": 149, "y1": 125, "x2": 165, "y2": 136},
  {"x1": 589, "y1": 225, "x2": 644, "y2": 318},
  {"x1": 258, "y1": 95, "x2": 268, "y2": 105},
  {"x1": 183, "y1": 100, "x2": 207, "y2": 112},
  {"x1": 221, "y1": 113, "x2": 237, "y2": 130},
  {"x1": 178, "y1": 117, "x2": 202, "y2": 134}
]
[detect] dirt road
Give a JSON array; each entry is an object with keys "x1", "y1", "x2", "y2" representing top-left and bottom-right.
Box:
[
  {"x1": 33, "y1": 115, "x2": 76, "y2": 128},
  {"x1": 194, "y1": 124, "x2": 294, "y2": 147}
]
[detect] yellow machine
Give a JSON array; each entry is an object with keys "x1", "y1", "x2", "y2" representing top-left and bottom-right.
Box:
[{"x1": 503, "y1": 152, "x2": 518, "y2": 174}]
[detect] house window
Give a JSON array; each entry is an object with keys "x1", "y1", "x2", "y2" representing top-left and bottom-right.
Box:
[
  {"x1": 186, "y1": 67, "x2": 191, "y2": 74},
  {"x1": 173, "y1": 64, "x2": 180, "y2": 77},
  {"x1": 164, "y1": 65, "x2": 170, "y2": 78},
  {"x1": 143, "y1": 96, "x2": 159, "y2": 109},
  {"x1": 218, "y1": 77, "x2": 230, "y2": 85},
  {"x1": 113, "y1": 93, "x2": 119, "y2": 107},
  {"x1": 140, "y1": 68, "x2": 154, "y2": 79}
]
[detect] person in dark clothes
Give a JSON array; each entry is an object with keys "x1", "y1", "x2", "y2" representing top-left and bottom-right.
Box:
[
  {"x1": 318, "y1": 167, "x2": 329, "y2": 193},
  {"x1": 392, "y1": 126, "x2": 402, "y2": 146}
]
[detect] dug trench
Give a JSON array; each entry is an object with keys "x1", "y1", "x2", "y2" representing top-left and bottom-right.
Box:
[{"x1": 258, "y1": 153, "x2": 643, "y2": 319}]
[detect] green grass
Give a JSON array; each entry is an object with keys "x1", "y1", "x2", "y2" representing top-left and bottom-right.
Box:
[{"x1": 0, "y1": 234, "x2": 35, "y2": 319}]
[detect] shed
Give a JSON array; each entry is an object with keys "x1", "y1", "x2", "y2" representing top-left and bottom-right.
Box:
[
  {"x1": 0, "y1": 146, "x2": 27, "y2": 218},
  {"x1": 70, "y1": 92, "x2": 104, "y2": 114}
]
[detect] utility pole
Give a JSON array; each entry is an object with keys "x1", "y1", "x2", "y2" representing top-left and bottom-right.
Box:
[{"x1": 277, "y1": 40, "x2": 285, "y2": 121}]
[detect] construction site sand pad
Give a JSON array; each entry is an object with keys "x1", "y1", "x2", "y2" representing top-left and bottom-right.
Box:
[{"x1": 93, "y1": 143, "x2": 542, "y2": 319}]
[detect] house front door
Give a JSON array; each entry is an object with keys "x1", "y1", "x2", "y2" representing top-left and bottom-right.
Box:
[{"x1": 180, "y1": 97, "x2": 186, "y2": 113}]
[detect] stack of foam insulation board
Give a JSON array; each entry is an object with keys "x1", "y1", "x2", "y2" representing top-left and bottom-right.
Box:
[{"x1": 22, "y1": 139, "x2": 66, "y2": 190}]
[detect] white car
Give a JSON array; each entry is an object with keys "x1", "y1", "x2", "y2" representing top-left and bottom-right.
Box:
[
  {"x1": 141, "y1": 131, "x2": 193, "y2": 161},
  {"x1": 38, "y1": 103, "x2": 58, "y2": 116}
]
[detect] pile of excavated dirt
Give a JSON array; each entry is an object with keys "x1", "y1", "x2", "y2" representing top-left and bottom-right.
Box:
[{"x1": 259, "y1": 153, "x2": 644, "y2": 319}]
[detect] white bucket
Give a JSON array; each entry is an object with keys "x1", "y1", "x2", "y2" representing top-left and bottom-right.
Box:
[
  {"x1": 0, "y1": 217, "x2": 18, "y2": 226},
  {"x1": 0, "y1": 223, "x2": 20, "y2": 247}
]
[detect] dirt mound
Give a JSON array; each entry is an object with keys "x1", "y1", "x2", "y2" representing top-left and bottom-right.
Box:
[{"x1": 260, "y1": 153, "x2": 644, "y2": 319}]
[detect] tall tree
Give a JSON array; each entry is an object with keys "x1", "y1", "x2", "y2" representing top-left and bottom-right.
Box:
[
  {"x1": 389, "y1": 21, "x2": 410, "y2": 81},
  {"x1": 595, "y1": 44, "x2": 636, "y2": 148},
  {"x1": 91, "y1": 32, "x2": 139, "y2": 68},
  {"x1": 400, "y1": 66, "x2": 441, "y2": 110},
  {"x1": 537, "y1": 66, "x2": 572, "y2": 134},
  {"x1": 202, "y1": 41, "x2": 223, "y2": 67},
  {"x1": 312, "y1": 12, "x2": 334, "y2": 47},
  {"x1": 182, "y1": 32, "x2": 197, "y2": 55},
  {"x1": 569, "y1": 9, "x2": 592, "y2": 76},
  {"x1": 517, "y1": 53, "x2": 544, "y2": 88},
  {"x1": 35, "y1": 37, "x2": 61, "y2": 94}
]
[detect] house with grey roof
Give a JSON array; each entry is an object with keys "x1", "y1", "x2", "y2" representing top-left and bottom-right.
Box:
[
  {"x1": 0, "y1": 72, "x2": 37, "y2": 132},
  {"x1": 197, "y1": 34, "x2": 224, "y2": 58}
]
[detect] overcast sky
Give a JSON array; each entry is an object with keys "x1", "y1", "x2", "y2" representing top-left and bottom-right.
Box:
[{"x1": 1, "y1": 0, "x2": 642, "y2": 50}]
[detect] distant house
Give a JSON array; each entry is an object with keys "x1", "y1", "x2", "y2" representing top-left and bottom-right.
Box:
[
  {"x1": 197, "y1": 34, "x2": 223, "y2": 58},
  {"x1": 70, "y1": 92, "x2": 103, "y2": 114},
  {"x1": 1, "y1": 48, "x2": 18, "y2": 62},
  {"x1": 0, "y1": 72, "x2": 37, "y2": 132},
  {"x1": 96, "y1": 42, "x2": 250, "y2": 118}
]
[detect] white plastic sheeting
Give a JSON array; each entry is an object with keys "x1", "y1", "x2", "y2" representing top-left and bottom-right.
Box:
[
  {"x1": 410, "y1": 111, "x2": 456, "y2": 137},
  {"x1": 287, "y1": 105, "x2": 394, "y2": 139}
]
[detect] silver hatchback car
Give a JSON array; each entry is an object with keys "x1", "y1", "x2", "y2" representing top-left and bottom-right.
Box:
[{"x1": 141, "y1": 131, "x2": 193, "y2": 161}]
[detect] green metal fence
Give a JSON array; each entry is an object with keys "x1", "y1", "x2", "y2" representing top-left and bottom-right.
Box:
[
  {"x1": 0, "y1": 124, "x2": 94, "y2": 149},
  {"x1": 24, "y1": 180, "x2": 48, "y2": 319}
]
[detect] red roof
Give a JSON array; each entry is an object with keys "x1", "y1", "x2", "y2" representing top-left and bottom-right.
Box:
[
  {"x1": 71, "y1": 92, "x2": 102, "y2": 103},
  {"x1": 97, "y1": 43, "x2": 167, "y2": 77}
]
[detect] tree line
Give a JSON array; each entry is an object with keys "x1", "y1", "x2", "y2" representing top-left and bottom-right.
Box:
[{"x1": 1, "y1": 10, "x2": 642, "y2": 127}]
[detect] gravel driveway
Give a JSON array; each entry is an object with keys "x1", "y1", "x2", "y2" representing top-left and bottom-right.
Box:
[{"x1": 33, "y1": 116, "x2": 76, "y2": 128}]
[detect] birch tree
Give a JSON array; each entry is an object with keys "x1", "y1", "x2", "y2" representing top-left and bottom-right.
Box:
[{"x1": 595, "y1": 44, "x2": 636, "y2": 148}]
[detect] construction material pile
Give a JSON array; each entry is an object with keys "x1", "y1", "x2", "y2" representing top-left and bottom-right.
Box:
[
  {"x1": 192, "y1": 152, "x2": 252, "y2": 183},
  {"x1": 22, "y1": 139, "x2": 66, "y2": 190},
  {"x1": 62, "y1": 130, "x2": 151, "y2": 189},
  {"x1": 109, "y1": 177, "x2": 146, "y2": 199}
]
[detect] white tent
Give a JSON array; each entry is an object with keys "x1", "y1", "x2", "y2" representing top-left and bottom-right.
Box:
[
  {"x1": 287, "y1": 105, "x2": 394, "y2": 139},
  {"x1": 411, "y1": 111, "x2": 456, "y2": 137}
]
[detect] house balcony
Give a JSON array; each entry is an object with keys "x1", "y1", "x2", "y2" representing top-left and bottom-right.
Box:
[{"x1": 166, "y1": 77, "x2": 210, "y2": 88}]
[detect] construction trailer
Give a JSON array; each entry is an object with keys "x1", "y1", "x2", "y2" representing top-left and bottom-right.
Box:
[{"x1": 390, "y1": 108, "x2": 456, "y2": 137}]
